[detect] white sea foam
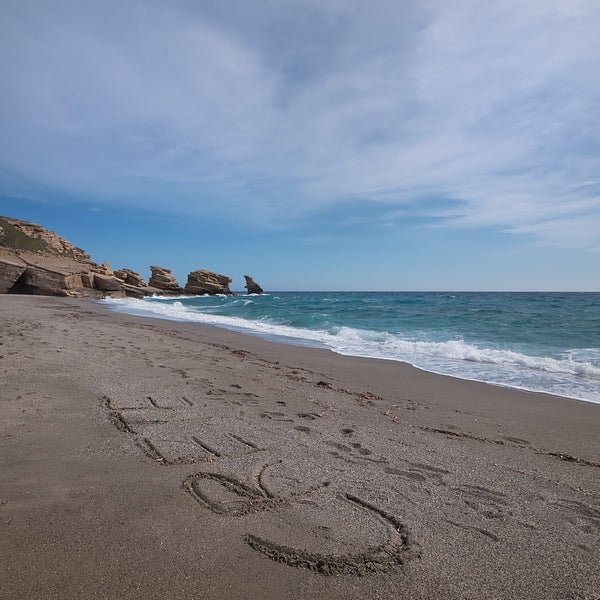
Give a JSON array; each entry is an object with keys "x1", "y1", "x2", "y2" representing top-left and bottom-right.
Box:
[{"x1": 101, "y1": 297, "x2": 600, "y2": 404}]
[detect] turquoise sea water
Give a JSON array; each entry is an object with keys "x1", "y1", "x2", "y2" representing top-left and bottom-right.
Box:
[{"x1": 103, "y1": 292, "x2": 600, "y2": 404}]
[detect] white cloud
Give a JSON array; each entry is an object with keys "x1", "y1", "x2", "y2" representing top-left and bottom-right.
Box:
[
  {"x1": 0, "y1": 0, "x2": 599, "y2": 246},
  {"x1": 511, "y1": 211, "x2": 600, "y2": 248}
]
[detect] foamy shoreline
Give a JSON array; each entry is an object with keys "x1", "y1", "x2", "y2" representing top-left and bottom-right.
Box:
[
  {"x1": 1, "y1": 295, "x2": 599, "y2": 599},
  {"x1": 102, "y1": 294, "x2": 600, "y2": 405}
]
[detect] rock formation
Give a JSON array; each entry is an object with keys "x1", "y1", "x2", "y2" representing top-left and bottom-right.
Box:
[
  {"x1": 0, "y1": 216, "x2": 124, "y2": 298},
  {"x1": 148, "y1": 266, "x2": 184, "y2": 295},
  {"x1": 0, "y1": 217, "x2": 91, "y2": 260},
  {"x1": 111, "y1": 268, "x2": 149, "y2": 299},
  {"x1": 244, "y1": 275, "x2": 263, "y2": 295},
  {"x1": 0, "y1": 254, "x2": 26, "y2": 294},
  {"x1": 114, "y1": 268, "x2": 146, "y2": 288},
  {"x1": 185, "y1": 270, "x2": 232, "y2": 295},
  {"x1": 0, "y1": 215, "x2": 261, "y2": 299}
]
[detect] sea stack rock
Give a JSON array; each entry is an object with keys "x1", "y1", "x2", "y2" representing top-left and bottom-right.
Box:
[
  {"x1": 114, "y1": 268, "x2": 146, "y2": 288},
  {"x1": 184, "y1": 270, "x2": 232, "y2": 295},
  {"x1": 113, "y1": 268, "x2": 150, "y2": 299},
  {"x1": 148, "y1": 266, "x2": 184, "y2": 294},
  {"x1": 244, "y1": 275, "x2": 263, "y2": 295}
]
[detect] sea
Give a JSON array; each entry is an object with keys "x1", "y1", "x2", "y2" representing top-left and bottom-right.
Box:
[{"x1": 102, "y1": 291, "x2": 600, "y2": 405}]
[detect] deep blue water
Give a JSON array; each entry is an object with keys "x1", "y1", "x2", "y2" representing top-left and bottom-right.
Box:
[{"x1": 103, "y1": 292, "x2": 600, "y2": 404}]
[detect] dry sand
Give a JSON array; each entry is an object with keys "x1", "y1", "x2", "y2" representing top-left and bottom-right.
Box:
[{"x1": 1, "y1": 295, "x2": 599, "y2": 600}]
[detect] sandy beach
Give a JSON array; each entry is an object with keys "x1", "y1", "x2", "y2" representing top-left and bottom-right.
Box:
[{"x1": 1, "y1": 295, "x2": 598, "y2": 600}]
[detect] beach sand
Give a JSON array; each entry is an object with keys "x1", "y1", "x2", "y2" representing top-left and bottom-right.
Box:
[{"x1": 1, "y1": 295, "x2": 598, "y2": 599}]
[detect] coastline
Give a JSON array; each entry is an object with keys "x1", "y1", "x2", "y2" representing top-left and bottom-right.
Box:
[
  {"x1": 1, "y1": 295, "x2": 599, "y2": 599},
  {"x1": 102, "y1": 291, "x2": 600, "y2": 406}
]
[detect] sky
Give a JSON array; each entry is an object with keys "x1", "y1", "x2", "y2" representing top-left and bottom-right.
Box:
[{"x1": 1, "y1": 0, "x2": 599, "y2": 291}]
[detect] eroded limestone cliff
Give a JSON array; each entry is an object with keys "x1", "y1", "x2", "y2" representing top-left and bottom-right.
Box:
[{"x1": 0, "y1": 216, "x2": 256, "y2": 298}]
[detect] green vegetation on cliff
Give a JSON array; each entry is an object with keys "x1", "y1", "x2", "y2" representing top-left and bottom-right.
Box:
[{"x1": 0, "y1": 217, "x2": 48, "y2": 254}]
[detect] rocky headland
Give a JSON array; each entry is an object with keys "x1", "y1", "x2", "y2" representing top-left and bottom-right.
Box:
[{"x1": 0, "y1": 216, "x2": 262, "y2": 298}]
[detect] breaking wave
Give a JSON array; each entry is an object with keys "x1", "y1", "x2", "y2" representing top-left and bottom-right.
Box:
[{"x1": 102, "y1": 295, "x2": 600, "y2": 404}]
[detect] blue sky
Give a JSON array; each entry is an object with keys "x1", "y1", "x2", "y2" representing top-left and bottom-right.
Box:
[{"x1": 1, "y1": 0, "x2": 599, "y2": 291}]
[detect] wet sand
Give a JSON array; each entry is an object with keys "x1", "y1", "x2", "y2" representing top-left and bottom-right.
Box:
[{"x1": 1, "y1": 295, "x2": 599, "y2": 599}]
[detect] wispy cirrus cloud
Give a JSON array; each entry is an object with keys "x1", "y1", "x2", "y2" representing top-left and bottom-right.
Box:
[{"x1": 1, "y1": 0, "x2": 599, "y2": 246}]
